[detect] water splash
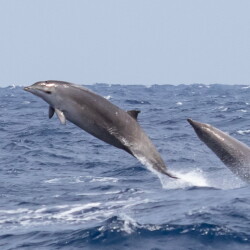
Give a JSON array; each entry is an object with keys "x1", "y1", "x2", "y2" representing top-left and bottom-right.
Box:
[
  {"x1": 159, "y1": 169, "x2": 209, "y2": 189},
  {"x1": 135, "y1": 154, "x2": 210, "y2": 189},
  {"x1": 159, "y1": 168, "x2": 246, "y2": 190}
]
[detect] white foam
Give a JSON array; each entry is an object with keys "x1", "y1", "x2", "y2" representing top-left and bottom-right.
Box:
[
  {"x1": 237, "y1": 129, "x2": 250, "y2": 135},
  {"x1": 22, "y1": 101, "x2": 31, "y2": 104},
  {"x1": 96, "y1": 213, "x2": 139, "y2": 234},
  {"x1": 0, "y1": 208, "x2": 30, "y2": 214},
  {"x1": 10, "y1": 84, "x2": 16, "y2": 89},
  {"x1": 159, "y1": 169, "x2": 209, "y2": 190},
  {"x1": 160, "y1": 168, "x2": 245, "y2": 190},
  {"x1": 90, "y1": 176, "x2": 118, "y2": 183},
  {"x1": 0, "y1": 197, "x2": 148, "y2": 230},
  {"x1": 176, "y1": 102, "x2": 183, "y2": 106},
  {"x1": 205, "y1": 170, "x2": 246, "y2": 190},
  {"x1": 76, "y1": 190, "x2": 121, "y2": 196},
  {"x1": 119, "y1": 213, "x2": 139, "y2": 234},
  {"x1": 217, "y1": 106, "x2": 228, "y2": 111},
  {"x1": 44, "y1": 178, "x2": 60, "y2": 183},
  {"x1": 134, "y1": 154, "x2": 209, "y2": 189},
  {"x1": 44, "y1": 175, "x2": 118, "y2": 184},
  {"x1": 73, "y1": 177, "x2": 85, "y2": 183},
  {"x1": 53, "y1": 203, "x2": 101, "y2": 219},
  {"x1": 104, "y1": 95, "x2": 112, "y2": 100}
]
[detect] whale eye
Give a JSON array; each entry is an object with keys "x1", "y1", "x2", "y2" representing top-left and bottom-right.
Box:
[{"x1": 45, "y1": 91, "x2": 52, "y2": 94}]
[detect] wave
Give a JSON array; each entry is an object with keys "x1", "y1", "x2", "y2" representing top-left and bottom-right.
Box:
[
  {"x1": 2, "y1": 83, "x2": 250, "y2": 250},
  {"x1": 86, "y1": 217, "x2": 250, "y2": 243},
  {"x1": 237, "y1": 129, "x2": 250, "y2": 135},
  {"x1": 1, "y1": 83, "x2": 250, "y2": 89},
  {"x1": 1, "y1": 216, "x2": 249, "y2": 249},
  {"x1": 44, "y1": 175, "x2": 119, "y2": 185},
  {"x1": 125, "y1": 99, "x2": 151, "y2": 105},
  {"x1": 0, "y1": 198, "x2": 149, "y2": 231}
]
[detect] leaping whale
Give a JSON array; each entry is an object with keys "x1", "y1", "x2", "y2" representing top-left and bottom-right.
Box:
[
  {"x1": 188, "y1": 118, "x2": 250, "y2": 182},
  {"x1": 24, "y1": 80, "x2": 176, "y2": 179}
]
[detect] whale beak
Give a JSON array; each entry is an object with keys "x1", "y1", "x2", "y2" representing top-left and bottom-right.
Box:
[
  {"x1": 187, "y1": 118, "x2": 203, "y2": 130},
  {"x1": 23, "y1": 86, "x2": 36, "y2": 93},
  {"x1": 23, "y1": 86, "x2": 31, "y2": 92},
  {"x1": 187, "y1": 118, "x2": 212, "y2": 141}
]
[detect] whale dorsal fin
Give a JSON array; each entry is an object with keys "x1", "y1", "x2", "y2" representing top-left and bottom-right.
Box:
[
  {"x1": 55, "y1": 108, "x2": 66, "y2": 125},
  {"x1": 127, "y1": 110, "x2": 141, "y2": 120},
  {"x1": 49, "y1": 106, "x2": 55, "y2": 119}
]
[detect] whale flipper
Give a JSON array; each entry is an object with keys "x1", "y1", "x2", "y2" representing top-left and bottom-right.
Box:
[
  {"x1": 55, "y1": 109, "x2": 66, "y2": 125},
  {"x1": 160, "y1": 169, "x2": 178, "y2": 179},
  {"x1": 49, "y1": 106, "x2": 55, "y2": 119}
]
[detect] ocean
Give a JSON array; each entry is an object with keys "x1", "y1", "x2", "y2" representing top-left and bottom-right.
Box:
[{"x1": 0, "y1": 84, "x2": 250, "y2": 250}]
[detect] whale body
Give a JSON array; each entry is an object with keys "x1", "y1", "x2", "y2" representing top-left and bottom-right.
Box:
[
  {"x1": 24, "y1": 80, "x2": 176, "y2": 178},
  {"x1": 188, "y1": 118, "x2": 250, "y2": 182}
]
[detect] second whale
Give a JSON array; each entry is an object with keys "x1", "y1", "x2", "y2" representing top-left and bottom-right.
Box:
[{"x1": 188, "y1": 118, "x2": 250, "y2": 183}]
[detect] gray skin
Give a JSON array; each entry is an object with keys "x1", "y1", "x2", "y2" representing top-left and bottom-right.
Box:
[
  {"x1": 188, "y1": 118, "x2": 250, "y2": 182},
  {"x1": 24, "y1": 80, "x2": 176, "y2": 178}
]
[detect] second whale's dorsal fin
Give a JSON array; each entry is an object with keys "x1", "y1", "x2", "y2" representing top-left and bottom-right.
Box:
[
  {"x1": 127, "y1": 110, "x2": 141, "y2": 120},
  {"x1": 55, "y1": 108, "x2": 66, "y2": 125},
  {"x1": 49, "y1": 106, "x2": 55, "y2": 119}
]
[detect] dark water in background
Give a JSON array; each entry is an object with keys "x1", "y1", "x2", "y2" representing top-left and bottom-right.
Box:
[{"x1": 0, "y1": 84, "x2": 250, "y2": 250}]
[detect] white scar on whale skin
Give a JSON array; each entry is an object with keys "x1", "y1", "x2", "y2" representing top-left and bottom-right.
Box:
[{"x1": 204, "y1": 127, "x2": 225, "y2": 142}]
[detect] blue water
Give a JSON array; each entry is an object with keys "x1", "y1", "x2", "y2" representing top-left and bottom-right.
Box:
[{"x1": 1, "y1": 84, "x2": 250, "y2": 250}]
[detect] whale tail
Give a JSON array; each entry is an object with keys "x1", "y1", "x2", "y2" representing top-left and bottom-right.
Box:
[
  {"x1": 157, "y1": 167, "x2": 178, "y2": 179},
  {"x1": 133, "y1": 153, "x2": 178, "y2": 179},
  {"x1": 164, "y1": 171, "x2": 178, "y2": 179}
]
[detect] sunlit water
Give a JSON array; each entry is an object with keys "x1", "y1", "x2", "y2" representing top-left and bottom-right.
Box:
[{"x1": 0, "y1": 84, "x2": 250, "y2": 250}]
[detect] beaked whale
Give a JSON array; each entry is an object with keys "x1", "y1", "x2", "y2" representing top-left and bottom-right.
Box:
[
  {"x1": 24, "y1": 80, "x2": 176, "y2": 178},
  {"x1": 188, "y1": 118, "x2": 250, "y2": 182}
]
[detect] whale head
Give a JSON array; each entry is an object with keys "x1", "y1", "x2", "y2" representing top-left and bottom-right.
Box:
[
  {"x1": 187, "y1": 119, "x2": 208, "y2": 136},
  {"x1": 187, "y1": 118, "x2": 221, "y2": 144},
  {"x1": 24, "y1": 81, "x2": 71, "y2": 106}
]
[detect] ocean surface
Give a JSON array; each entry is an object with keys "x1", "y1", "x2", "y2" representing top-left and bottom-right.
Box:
[{"x1": 0, "y1": 83, "x2": 250, "y2": 250}]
